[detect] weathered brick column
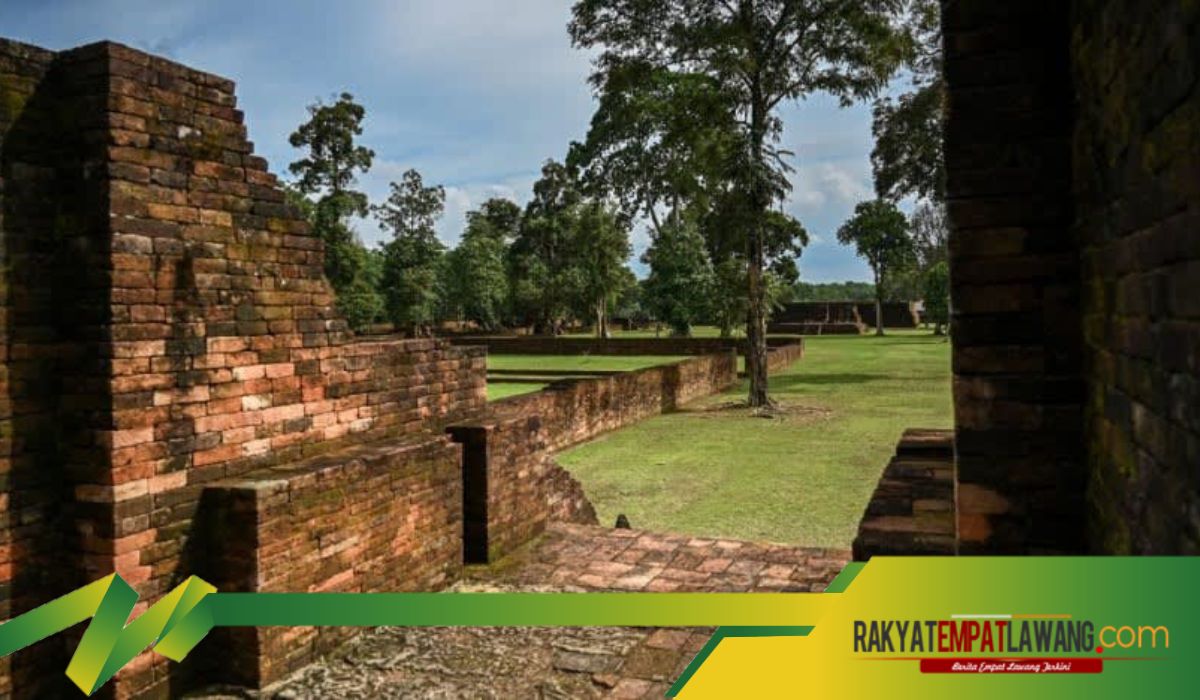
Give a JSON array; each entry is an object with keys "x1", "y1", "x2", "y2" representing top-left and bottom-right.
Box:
[
  {"x1": 943, "y1": 1, "x2": 1085, "y2": 554},
  {"x1": 1071, "y1": 0, "x2": 1200, "y2": 553},
  {"x1": 2, "y1": 38, "x2": 487, "y2": 698}
]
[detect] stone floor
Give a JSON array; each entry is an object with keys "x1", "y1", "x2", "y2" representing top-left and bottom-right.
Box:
[
  {"x1": 197, "y1": 524, "x2": 850, "y2": 699},
  {"x1": 488, "y1": 523, "x2": 851, "y2": 593}
]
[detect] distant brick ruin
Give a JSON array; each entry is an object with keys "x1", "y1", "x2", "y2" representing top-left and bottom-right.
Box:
[{"x1": 767, "y1": 301, "x2": 920, "y2": 335}]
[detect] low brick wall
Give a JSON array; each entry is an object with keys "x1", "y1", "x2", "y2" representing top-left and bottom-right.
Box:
[
  {"x1": 450, "y1": 335, "x2": 801, "y2": 357},
  {"x1": 853, "y1": 429, "x2": 955, "y2": 560},
  {"x1": 768, "y1": 321, "x2": 865, "y2": 335},
  {"x1": 764, "y1": 341, "x2": 806, "y2": 374},
  {"x1": 201, "y1": 434, "x2": 463, "y2": 687},
  {"x1": 769, "y1": 302, "x2": 920, "y2": 332},
  {"x1": 448, "y1": 352, "x2": 740, "y2": 562}
]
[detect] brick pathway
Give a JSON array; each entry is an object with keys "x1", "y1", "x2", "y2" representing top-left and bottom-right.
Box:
[
  {"x1": 228, "y1": 524, "x2": 850, "y2": 699},
  {"x1": 491, "y1": 522, "x2": 850, "y2": 593},
  {"x1": 477, "y1": 523, "x2": 851, "y2": 698}
]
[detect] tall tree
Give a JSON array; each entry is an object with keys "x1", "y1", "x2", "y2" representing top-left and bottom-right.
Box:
[
  {"x1": 642, "y1": 218, "x2": 715, "y2": 337},
  {"x1": 871, "y1": 0, "x2": 944, "y2": 202},
  {"x1": 922, "y1": 260, "x2": 949, "y2": 335},
  {"x1": 444, "y1": 199, "x2": 519, "y2": 331},
  {"x1": 374, "y1": 169, "x2": 447, "y2": 335},
  {"x1": 571, "y1": 0, "x2": 908, "y2": 407},
  {"x1": 909, "y1": 200, "x2": 948, "y2": 270},
  {"x1": 568, "y1": 61, "x2": 741, "y2": 233},
  {"x1": 287, "y1": 93, "x2": 381, "y2": 329},
  {"x1": 836, "y1": 199, "x2": 915, "y2": 336},
  {"x1": 509, "y1": 160, "x2": 584, "y2": 334},
  {"x1": 570, "y1": 202, "x2": 633, "y2": 338},
  {"x1": 705, "y1": 204, "x2": 809, "y2": 337}
]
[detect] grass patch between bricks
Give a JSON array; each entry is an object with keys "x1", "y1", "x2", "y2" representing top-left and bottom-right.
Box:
[{"x1": 555, "y1": 331, "x2": 952, "y2": 549}]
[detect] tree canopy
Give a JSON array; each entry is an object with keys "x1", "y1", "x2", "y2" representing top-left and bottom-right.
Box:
[
  {"x1": 871, "y1": 0, "x2": 944, "y2": 202},
  {"x1": 836, "y1": 199, "x2": 915, "y2": 335},
  {"x1": 287, "y1": 93, "x2": 382, "y2": 329},
  {"x1": 374, "y1": 169, "x2": 447, "y2": 333},
  {"x1": 571, "y1": 0, "x2": 909, "y2": 406}
]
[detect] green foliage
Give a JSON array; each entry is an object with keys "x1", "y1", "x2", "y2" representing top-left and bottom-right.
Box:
[
  {"x1": 909, "y1": 200, "x2": 948, "y2": 270},
  {"x1": 922, "y1": 261, "x2": 950, "y2": 332},
  {"x1": 442, "y1": 199, "x2": 519, "y2": 331},
  {"x1": 374, "y1": 169, "x2": 447, "y2": 331},
  {"x1": 570, "y1": 0, "x2": 909, "y2": 404},
  {"x1": 872, "y1": 83, "x2": 944, "y2": 202},
  {"x1": 568, "y1": 60, "x2": 740, "y2": 226},
  {"x1": 336, "y1": 254, "x2": 386, "y2": 331},
  {"x1": 642, "y1": 219, "x2": 714, "y2": 337},
  {"x1": 568, "y1": 202, "x2": 634, "y2": 337},
  {"x1": 871, "y1": 0, "x2": 945, "y2": 202},
  {"x1": 288, "y1": 92, "x2": 375, "y2": 217},
  {"x1": 285, "y1": 96, "x2": 382, "y2": 331},
  {"x1": 881, "y1": 199, "x2": 950, "y2": 302},
  {"x1": 791, "y1": 281, "x2": 878, "y2": 302},
  {"x1": 508, "y1": 160, "x2": 583, "y2": 333},
  {"x1": 837, "y1": 200, "x2": 916, "y2": 332}
]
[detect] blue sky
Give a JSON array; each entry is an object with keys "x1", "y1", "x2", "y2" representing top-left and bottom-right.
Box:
[{"x1": 1, "y1": 0, "x2": 895, "y2": 282}]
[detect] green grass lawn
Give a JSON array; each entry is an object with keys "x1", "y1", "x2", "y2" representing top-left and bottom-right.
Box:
[
  {"x1": 555, "y1": 331, "x2": 952, "y2": 549},
  {"x1": 487, "y1": 382, "x2": 547, "y2": 401},
  {"x1": 486, "y1": 355, "x2": 687, "y2": 402}
]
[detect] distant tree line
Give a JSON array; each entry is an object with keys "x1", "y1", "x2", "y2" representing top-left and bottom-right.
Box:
[
  {"x1": 789, "y1": 281, "x2": 877, "y2": 302},
  {"x1": 285, "y1": 94, "x2": 635, "y2": 337},
  {"x1": 282, "y1": 0, "x2": 949, "y2": 407}
]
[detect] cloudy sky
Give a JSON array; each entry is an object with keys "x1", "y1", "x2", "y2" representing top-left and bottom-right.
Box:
[{"x1": 2, "y1": 0, "x2": 896, "y2": 282}]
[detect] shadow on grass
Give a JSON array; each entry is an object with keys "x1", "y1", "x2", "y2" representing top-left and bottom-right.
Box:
[{"x1": 770, "y1": 372, "x2": 889, "y2": 388}]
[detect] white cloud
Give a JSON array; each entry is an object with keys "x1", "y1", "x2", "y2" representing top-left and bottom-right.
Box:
[{"x1": 789, "y1": 162, "x2": 873, "y2": 211}]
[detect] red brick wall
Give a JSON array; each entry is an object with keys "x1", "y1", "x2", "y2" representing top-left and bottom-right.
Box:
[
  {"x1": 448, "y1": 352, "x2": 739, "y2": 562},
  {"x1": 1, "y1": 39, "x2": 487, "y2": 698},
  {"x1": 943, "y1": 1, "x2": 1085, "y2": 554},
  {"x1": 201, "y1": 435, "x2": 463, "y2": 687},
  {"x1": 449, "y1": 335, "x2": 801, "y2": 357},
  {"x1": 1072, "y1": 1, "x2": 1200, "y2": 554},
  {"x1": 0, "y1": 37, "x2": 94, "y2": 700}
]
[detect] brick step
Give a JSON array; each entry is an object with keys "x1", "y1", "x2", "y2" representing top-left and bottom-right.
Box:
[
  {"x1": 895, "y1": 427, "x2": 954, "y2": 459},
  {"x1": 853, "y1": 428, "x2": 956, "y2": 560}
]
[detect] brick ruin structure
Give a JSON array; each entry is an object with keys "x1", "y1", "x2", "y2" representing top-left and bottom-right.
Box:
[
  {"x1": 0, "y1": 38, "x2": 499, "y2": 697},
  {"x1": 1, "y1": 0, "x2": 1197, "y2": 694},
  {"x1": 0, "y1": 38, "x2": 796, "y2": 697},
  {"x1": 857, "y1": 1, "x2": 1200, "y2": 558},
  {"x1": 766, "y1": 301, "x2": 920, "y2": 335}
]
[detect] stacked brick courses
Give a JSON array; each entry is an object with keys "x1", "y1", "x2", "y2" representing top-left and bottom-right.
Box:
[
  {"x1": 0, "y1": 38, "x2": 486, "y2": 698},
  {"x1": 448, "y1": 352, "x2": 744, "y2": 563},
  {"x1": 943, "y1": 1, "x2": 1085, "y2": 553},
  {"x1": 1071, "y1": 0, "x2": 1200, "y2": 553},
  {"x1": 202, "y1": 435, "x2": 464, "y2": 687}
]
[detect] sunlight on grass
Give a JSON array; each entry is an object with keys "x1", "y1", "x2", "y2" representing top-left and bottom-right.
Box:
[{"x1": 556, "y1": 330, "x2": 952, "y2": 549}]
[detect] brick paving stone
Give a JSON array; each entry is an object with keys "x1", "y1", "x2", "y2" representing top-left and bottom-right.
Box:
[
  {"x1": 245, "y1": 523, "x2": 850, "y2": 698},
  {"x1": 697, "y1": 557, "x2": 733, "y2": 573},
  {"x1": 646, "y1": 629, "x2": 692, "y2": 651},
  {"x1": 610, "y1": 678, "x2": 654, "y2": 699}
]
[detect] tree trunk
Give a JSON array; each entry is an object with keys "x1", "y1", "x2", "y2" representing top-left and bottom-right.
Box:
[
  {"x1": 596, "y1": 298, "x2": 608, "y2": 339},
  {"x1": 874, "y1": 267, "x2": 885, "y2": 336},
  {"x1": 745, "y1": 71, "x2": 771, "y2": 408}
]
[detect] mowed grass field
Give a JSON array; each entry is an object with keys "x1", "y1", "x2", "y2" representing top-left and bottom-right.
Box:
[
  {"x1": 486, "y1": 355, "x2": 686, "y2": 401},
  {"x1": 555, "y1": 331, "x2": 953, "y2": 549}
]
